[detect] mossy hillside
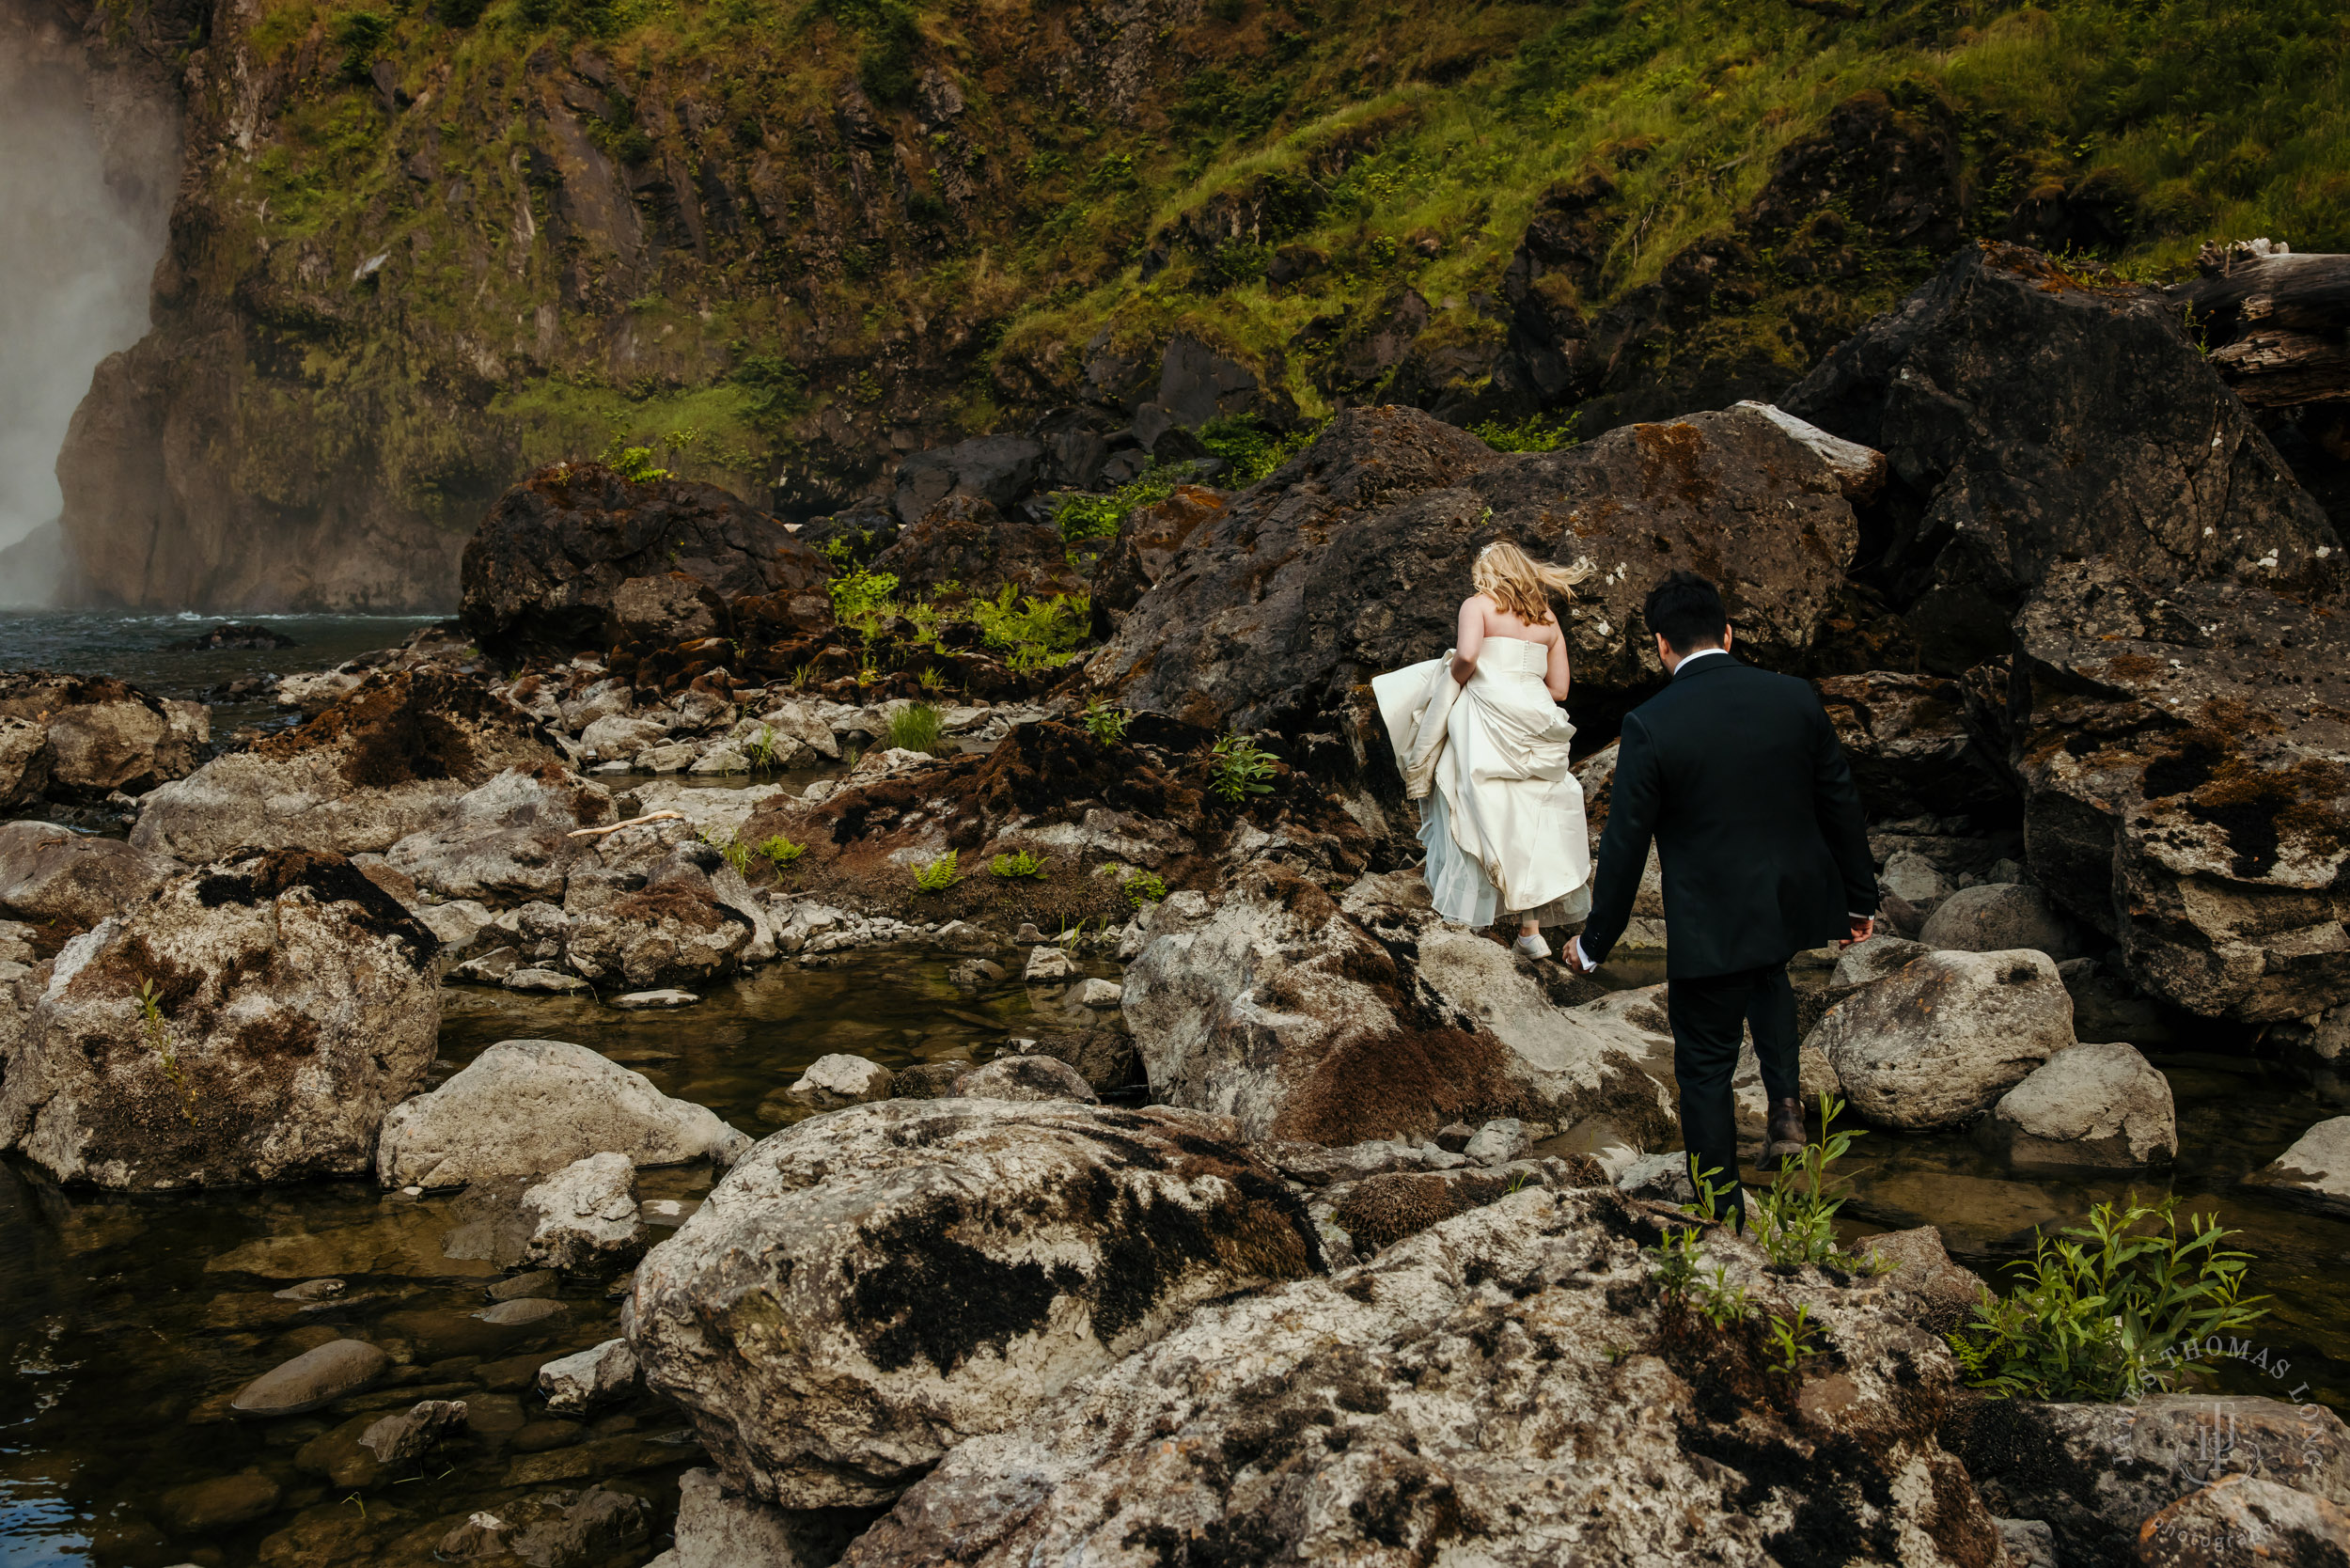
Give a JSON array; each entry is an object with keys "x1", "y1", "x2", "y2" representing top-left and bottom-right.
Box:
[{"x1": 170, "y1": 0, "x2": 2350, "y2": 530}]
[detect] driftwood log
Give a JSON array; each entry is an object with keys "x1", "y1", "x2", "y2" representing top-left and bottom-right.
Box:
[{"x1": 2170, "y1": 242, "x2": 2350, "y2": 409}]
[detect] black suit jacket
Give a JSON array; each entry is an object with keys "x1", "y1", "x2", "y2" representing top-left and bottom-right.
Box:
[{"x1": 1579, "y1": 653, "x2": 1877, "y2": 980}]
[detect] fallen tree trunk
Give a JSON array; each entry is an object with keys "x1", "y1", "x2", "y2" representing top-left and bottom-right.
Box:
[{"x1": 2169, "y1": 248, "x2": 2350, "y2": 407}]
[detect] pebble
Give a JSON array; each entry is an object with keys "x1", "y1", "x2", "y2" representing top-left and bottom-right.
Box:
[
  {"x1": 230, "y1": 1339, "x2": 389, "y2": 1418},
  {"x1": 1073, "y1": 978, "x2": 1122, "y2": 1008},
  {"x1": 1023, "y1": 947, "x2": 1074, "y2": 982},
  {"x1": 506, "y1": 967, "x2": 591, "y2": 995},
  {"x1": 272, "y1": 1278, "x2": 345, "y2": 1303},
  {"x1": 611, "y1": 989, "x2": 701, "y2": 1009}
]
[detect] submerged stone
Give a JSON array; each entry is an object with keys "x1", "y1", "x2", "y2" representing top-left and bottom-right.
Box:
[{"x1": 230, "y1": 1339, "x2": 389, "y2": 1418}]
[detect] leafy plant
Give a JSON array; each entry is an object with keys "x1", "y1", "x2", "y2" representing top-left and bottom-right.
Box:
[
  {"x1": 1120, "y1": 867, "x2": 1167, "y2": 905},
  {"x1": 1747, "y1": 1093, "x2": 1881, "y2": 1272},
  {"x1": 1080, "y1": 697, "x2": 1130, "y2": 746},
  {"x1": 989, "y1": 850, "x2": 1048, "y2": 880},
  {"x1": 971, "y1": 586, "x2": 1092, "y2": 668},
  {"x1": 791, "y1": 661, "x2": 819, "y2": 690},
  {"x1": 1052, "y1": 466, "x2": 1178, "y2": 546},
  {"x1": 746, "y1": 725, "x2": 781, "y2": 771},
  {"x1": 758, "y1": 835, "x2": 805, "y2": 868},
  {"x1": 137, "y1": 979, "x2": 196, "y2": 1124},
  {"x1": 828, "y1": 567, "x2": 901, "y2": 624},
  {"x1": 1766, "y1": 1305, "x2": 1824, "y2": 1376},
  {"x1": 916, "y1": 665, "x2": 948, "y2": 693},
  {"x1": 597, "y1": 436, "x2": 670, "y2": 482},
  {"x1": 1643, "y1": 1223, "x2": 1705, "y2": 1304},
  {"x1": 1693, "y1": 1262, "x2": 1754, "y2": 1329},
  {"x1": 333, "y1": 10, "x2": 392, "y2": 85},
  {"x1": 1199, "y1": 415, "x2": 1319, "y2": 483},
  {"x1": 1948, "y1": 1194, "x2": 2268, "y2": 1403},
  {"x1": 1470, "y1": 412, "x2": 1580, "y2": 453},
  {"x1": 700, "y1": 827, "x2": 754, "y2": 876},
  {"x1": 886, "y1": 701, "x2": 945, "y2": 755},
  {"x1": 1208, "y1": 733, "x2": 1278, "y2": 802},
  {"x1": 913, "y1": 851, "x2": 961, "y2": 892}
]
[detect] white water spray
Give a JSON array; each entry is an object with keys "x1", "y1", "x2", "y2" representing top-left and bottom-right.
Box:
[{"x1": 0, "y1": 12, "x2": 175, "y2": 604}]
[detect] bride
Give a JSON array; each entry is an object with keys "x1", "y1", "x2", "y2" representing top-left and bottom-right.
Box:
[{"x1": 1374, "y1": 541, "x2": 1593, "y2": 959}]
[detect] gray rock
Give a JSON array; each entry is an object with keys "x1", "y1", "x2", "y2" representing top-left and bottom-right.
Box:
[
  {"x1": 1072, "y1": 977, "x2": 1123, "y2": 1009},
  {"x1": 505, "y1": 966, "x2": 590, "y2": 995},
  {"x1": 358, "y1": 1398, "x2": 468, "y2": 1466},
  {"x1": 1021, "y1": 1027, "x2": 1138, "y2": 1093},
  {"x1": 1815, "y1": 949, "x2": 2076, "y2": 1130},
  {"x1": 1462, "y1": 1117, "x2": 1528, "y2": 1166},
  {"x1": 1985, "y1": 1041, "x2": 2176, "y2": 1167},
  {"x1": 487, "y1": 1270, "x2": 558, "y2": 1301},
  {"x1": 1, "y1": 848, "x2": 441, "y2": 1187},
  {"x1": 580, "y1": 713, "x2": 669, "y2": 761},
  {"x1": 629, "y1": 1100, "x2": 1323, "y2": 1507},
  {"x1": 2242, "y1": 1116, "x2": 2350, "y2": 1218},
  {"x1": 538, "y1": 1338, "x2": 639, "y2": 1415},
  {"x1": 612, "y1": 988, "x2": 700, "y2": 1009},
  {"x1": 1022, "y1": 946, "x2": 1074, "y2": 981},
  {"x1": 665, "y1": 1466, "x2": 872, "y2": 1568},
  {"x1": 837, "y1": 1185, "x2": 2000, "y2": 1566},
  {"x1": 955, "y1": 1053, "x2": 1098, "y2": 1103},
  {"x1": 1919, "y1": 883, "x2": 2077, "y2": 960},
  {"x1": 376, "y1": 1038, "x2": 749, "y2": 1188},
  {"x1": 1830, "y1": 933, "x2": 1932, "y2": 990},
  {"x1": 782, "y1": 1053, "x2": 895, "y2": 1110},
  {"x1": 474, "y1": 1296, "x2": 567, "y2": 1326},
  {"x1": 231, "y1": 1339, "x2": 389, "y2": 1417},
  {"x1": 1877, "y1": 852, "x2": 1951, "y2": 914},
  {"x1": 0, "y1": 820, "x2": 178, "y2": 925},
  {"x1": 522, "y1": 1152, "x2": 644, "y2": 1270},
  {"x1": 1124, "y1": 865, "x2": 1673, "y2": 1146},
  {"x1": 450, "y1": 946, "x2": 521, "y2": 983},
  {"x1": 156, "y1": 1472, "x2": 282, "y2": 1535},
  {"x1": 1946, "y1": 1394, "x2": 2350, "y2": 1566},
  {"x1": 2136, "y1": 1474, "x2": 2350, "y2": 1568},
  {"x1": 1995, "y1": 1518, "x2": 2056, "y2": 1568},
  {"x1": 416, "y1": 898, "x2": 496, "y2": 960},
  {"x1": 1614, "y1": 1151, "x2": 1697, "y2": 1205},
  {"x1": 437, "y1": 1486, "x2": 651, "y2": 1566},
  {"x1": 385, "y1": 770, "x2": 613, "y2": 905}
]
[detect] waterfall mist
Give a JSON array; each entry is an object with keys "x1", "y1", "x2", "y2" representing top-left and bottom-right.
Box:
[{"x1": 0, "y1": 13, "x2": 176, "y2": 605}]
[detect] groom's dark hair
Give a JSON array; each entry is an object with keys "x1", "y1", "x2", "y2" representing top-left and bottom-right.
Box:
[{"x1": 1645, "y1": 571, "x2": 1729, "y2": 653}]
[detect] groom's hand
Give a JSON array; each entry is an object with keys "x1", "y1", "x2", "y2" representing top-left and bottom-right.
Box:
[
  {"x1": 1840, "y1": 915, "x2": 1875, "y2": 949},
  {"x1": 1568, "y1": 936, "x2": 1599, "y2": 974}
]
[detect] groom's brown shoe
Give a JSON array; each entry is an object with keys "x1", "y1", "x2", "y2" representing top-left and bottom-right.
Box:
[{"x1": 1765, "y1": 1097, "x2": 1809, "y2": 1162}]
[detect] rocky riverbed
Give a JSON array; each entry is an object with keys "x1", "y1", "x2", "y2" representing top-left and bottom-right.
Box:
[{"x1": 9, "y1": 242, "x2": 2350, "y2": 1565}]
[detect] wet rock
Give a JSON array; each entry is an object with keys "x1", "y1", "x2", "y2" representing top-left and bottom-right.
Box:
[
  {"x1": 506, "y1": 966, "x2": 590, "y2": 994},
  {"x1": 1919, "y1": 883, "x2": 2078, "y2": 960},
  {"x1": 1783, "y1": 241, "x2": 2339, "y2": 669},
  {"x1": 510, "y1": 1419, "x2": 584, "y2": 1451},
  {"x1": 1020, "y1": 1027, "x2": 1136, "y2": 1093},
  {"x1": 358, "y1": 1398, "x2": 467, "y2": 1466},
  {"x1": 274, "y1": 1278, "x2": 346, "y2": 1303},
  {"x1": 870, "y1": 493, "x2": 1085, "y2": 602},
  {"x1": 782, "y1": 1053, "x2": 895, "y2": 1110},
  {"x1": 438, "y1": 1486, "x2": 652, "y2": 1567},
  {"x1": 0, "y1": 671, "x2": 207, "y2": 806},
  {"x1": 629, "y1": 1099, "x2": 1322, "y2": 1507},
  {"x1": 1126, "y1": 864, "x2": 1673, "y2": 1146},
  {"x1": 560, "y1": 864, "x2": 756, "y2": 991},
  {"x1": 2060, "y1": 957, "x2": 2177, "y2": 1051},
  {"x1": 488, "y1": 1270, "x2": 559, "y2": 1301},
  {"x1": 954, "y1": 1053, "x2": 1097, "y2": 1103},
  {"x1": 157, "y1": 1471, "x2": 282, "y2": 1535},
  {"x1": 2009, "y1": 560, "x2": 2350, "y2": 1022},
  {"x1": 885, "y1": 1061, "x2": 965, "y2": 1100},
  {"x1": 947, "y1": 957, "x2": 1005, "y2": 989},
  {"x1": 1860, "y1": 1226, "x2": 1991, "y2": 1340},
  {"x1": 1071, "y1": 977, "x2": 1122, "y2": 1009},
  {"x1": 0, "y1": 821, "x2": 178, "y2": 925},
  {"x1": 376, "y1": 1038, "x2": 749, "y2": 1188},
  {"x1": 1021, "y1": 946, "x2": 1073, "y2": 982},
  {"x1": 1999, "y1": 1518, "x2": 2058, "y2": 1568},
  {"x1": 892, "y1": 435, "x2": 1045, "y2": 526},
  {"x1": 474, "y1": 1297, "x2": 567, "y2": 1326},
  {"x1": 610, "y1": 572, "x2": 725, "y2": 645},
  {"x1": 522, "y1": 1152, "x2": 645, "y2": 1269},
  {"x1": 2135, "y1": 1473, "x2": 2350, "y2": 1568},
  {"x1": 538, "y1": 1337, "x2": 639, "y2": 1415},
  {"x1": 133, "y1": 670, "x2": 567, "y2": 863},
  {"x1": 2241, "y1": 1116, "x2": 2350, "y2": 1218},
  {"x1": 1816, "y1": 671, "x2": 2010, "y2": 820},
  {"x1": 838, "y1": 1184, "x2": 2001, "y2": 1567},
  {"x1": 1985, "y1": 1041, "x2": 2176, "y2": 1168},
  {"x1": 1944, "y1": 1393, "x2": 2350, "y2": 1566},
  {"x1": 658, "y1": 1466, "x2": 877, "y2": 1568},
  {"x1": 384, "y1": 768, "x2": 615, "y2": 904},
  {"x1": 231, "y1": 1338, "x2": 390, "y2": 1417},
  {"x1": 2, "y1": 848, "x2": 440, "y2": 1187},
  {"x1": 1087, "y1": 401, "x2": 1862, "y2": 734},
  {"x1": 461, "y1": 461, "x2": 832, "y2": 661},
  {"x1": 1814, "y1": 949, "x2": 2076, "y2": 1130},
  {"x1": 613, "y1": 988, "x2": 700, "y2": 1009},
  {"x1": 1089, "y1": 484, "x2": 1229, "y2": 625}
]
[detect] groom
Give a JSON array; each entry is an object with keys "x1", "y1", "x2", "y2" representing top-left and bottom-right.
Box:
[{"x1": 1569, "y1": 572, "x2": 1877, "y2": 1217}]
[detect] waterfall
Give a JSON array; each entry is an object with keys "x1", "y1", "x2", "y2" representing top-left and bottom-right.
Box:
[{"x1": 0, "y1": 8, "x2": 176, "y2": 605}]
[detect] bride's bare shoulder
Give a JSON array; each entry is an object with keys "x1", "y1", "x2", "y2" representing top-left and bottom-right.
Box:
[{"x1": 1459, "y1": 591, "x2": 1494, "y2": 618}]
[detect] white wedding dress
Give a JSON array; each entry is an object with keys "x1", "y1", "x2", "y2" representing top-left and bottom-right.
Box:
[{"x1": 1374, "y1": 636, "x2": 1592, "y2": 927}]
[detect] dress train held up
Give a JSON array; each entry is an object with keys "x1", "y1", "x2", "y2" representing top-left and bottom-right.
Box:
[{"x1": 1372, "y1": 636, "x2": 1591, "y2": 927}]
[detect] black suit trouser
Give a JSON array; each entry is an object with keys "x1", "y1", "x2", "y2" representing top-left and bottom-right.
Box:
[{"x1": 1665, "y1": 963, "x2": 1800, "y2": 1213}]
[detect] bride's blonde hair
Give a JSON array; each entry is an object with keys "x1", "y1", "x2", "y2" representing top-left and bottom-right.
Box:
[{"x1": 1473, "y1": 541, "x2": 1591, "y2": 624}]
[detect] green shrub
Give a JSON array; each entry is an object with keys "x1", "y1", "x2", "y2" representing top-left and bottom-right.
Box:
[
  {"x1": 1949, "y1": 1194, "x2": 2267, "y2": 1403},
  {"x1": 1208, "y1": 733, "x2": 1278, "y2": 802},
  {"x1": 1200, "y1": 416, "x2": 1319, "y2": 483},
  {"x1": 1120, "y1": 867, "x2": 1167, "y2": 905},
  {"x1": 829, "y1": 568, "x2": 900, "y2": 624},
  {"x1": 913, "y1": 851, "x2": 960, "y2": 892},
  {"x1": 971, "y1": 586, "x2": 1091, "y2": 669},
  {"x1": 758, "y1": 835, "x2": 805, "y2": 868},
  {"x1": 1745, "y1": 1094, "x2": 1887, "y2": 1273},
  {"x1": 1080, "y1": 697, "x2": 1129, "y2": 746},
  {"x1": 989, "y1": 850, "x2": 1048, "y2": 880},
  {"x1": 886, "y1": 701, "x2": 945, "y2": 754},
  {"x1": 334, "y1": 10, "x2": 392, "y2": 85},
  {"x1": 700, "y1": 827, "x2": 754, "y2": 876},
  {"x1": 1470, "y1": 413, "x2": 1579, "y2": 453},
  {"x1": 599, "y1": 438, "x2": 669, "y2": 482},
  {"x1": 1052, "y1": 465, "x2": 1179, "y2": 545}
]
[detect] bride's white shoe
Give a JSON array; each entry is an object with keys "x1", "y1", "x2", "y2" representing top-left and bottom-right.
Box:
[{"x1": 1513, "y1": 932, "x2": 1552, "y2": 961}]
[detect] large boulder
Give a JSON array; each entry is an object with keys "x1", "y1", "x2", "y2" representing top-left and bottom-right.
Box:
[
  {"x1": 131, "y1": 670, "x2": 570, "y2": 864},
  {"x1": 2011, "y1": 558, "x2": 2350, "y2": 1021},
  {"x1": 1085, "y1": 401, "x2": 1862, "y2": 735},
  {"x1": 1814, "y1": 671, "x2": 2010, "y2": 820},
  {"x1": 2241, "y1": 1116, "x2": 2350, "y2": 1218},
  {"x1": 0, "y1": 671, "x2": 208, "y2": 806},
  {"x1": 0, "y1": 849, "x2": 440, "y2": 1187},
  {"x1": 652, "y1": 1466, "x2": 873, "y2": 1568},
  {"x1": 1813, "y1": 949, "x2": 2076, "y2": 1129},
  {"x1": 1122, "y1": 864, "x2": 1673, "y2": 1146},
  {"x1": 1783, "y1": 241, "x2": 2340, "y2": 669},
  {"x1": 1983, "y1": 1040, "x2": 2177, "y2": 1168},
  {"x1": 1945, "y1": 1394, "x2": 2350, "y2": 1567},
  {"x1": 868, "y1": 494, "x2": 1085, "y2": 601},
  {"x1": 2136, "y1": 1474, "x2": 2350, "y2": 1568},
  {"x1": 460, "y1": 461, "x2": 833, "y2": 661},
  {"x1": 1089, "y1": 484, "x2": 1228, "y2": 624},
  {"x1": 375, "y1": 1038, "x2": 749, "y2": 1189},
  {"x1": 629, "y1": 1099, "x2": 1324, "y2": 1508},
  {"x1": 891, "y1": 434, "x2": 1045, "y2": 526},
  {"x1": 0, "y1": 821, "x2": 179, "y2": 926},
  {"x1": 383, "y1": 768, "x2": 615, "y2": 905},
  {"x1": 838, "y1": 1185, "x2": 2003, "y2": 1567},
  {"x1": 1919, "y1": 882, "x2": 2078, "y2": 959}
]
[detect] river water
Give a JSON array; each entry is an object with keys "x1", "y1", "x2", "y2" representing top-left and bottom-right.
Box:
[{"x1": 0, "y1": 615, "x2": 2347, "y2": 1564}]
